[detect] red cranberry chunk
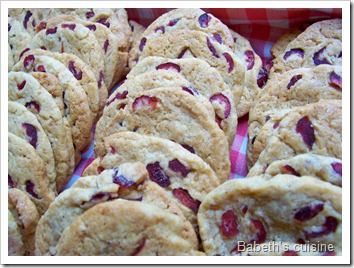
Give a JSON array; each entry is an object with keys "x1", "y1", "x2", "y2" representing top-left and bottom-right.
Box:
[
  {"x1": 304, "y1": 216, "x2": 338, "y2": 239},
  {"x1": 17, "y1": 80, "x2": 26, "y2": 90},
  {"x1": 250, "y1": 219, "x2": 267, "y2": 244},
  {"x1": 86, "y1": 24, "x2": 96, "y2": 31},
  {"x1": 295, "y1": 116, "x2": 315, "y2": 149},
  {"x1": 294, "y1": 202, "x2": 324, "y2": 222},
  {"x1": 110, "y1": 146, "x2": 115, "y2": 154},
  {"x1": 264, "y1": 60, "x2": 274, "y2": 72},
  {"x1": 273, "y1": 122, "x2": 279, "y2": 129},
  {"x1": 172, "y1": 188, "x2": 200, "y2": 213},
  {"x1": 313, "y1": 47, "x2": 331, "y2": 66},
  {"x1": 45, "y1": 27, "x2": 57, "y2": 35},
  {"x1": 281, "y1": 165, "x2": 301, "y2": 176},
  {"x1": 8, "y1": 23, "x2": 11, "y2": 32},
  {"x1": 8, "y1": 175, "x2": 16, "y2": 188},
  {"x1": 36, "y1": 21, "x2": 47, "y2": 32},
  {"x1": 22, "y1": 123, "x2": 38, "y2": 149},
  {"x1": 283, "y1": 48, "x2": 304, "y2": 60},
  {"x1": 68, "y1": 61, "x2": 83, "y2": 80},
  {"x1": 338, "y1": 51, "x2": 342, "y2": 58},
  {"x1": 182, "y1": 86, "x2": 198, "y2": 96},
  {"x1": 198, "y1": 13, "x2": 211, "y2": 28},
  {"x1": 181, "y1": 144, "x2": 195, "y2": 154},
  {"x1": 96, "y1": 18, "x2": 110, "y2": 28},
  {"x1": 86, "y1": 11, "x2": 95, "y2": 19},
  {"x1": 61, "y1": 23, "x2": 76, "y2": 30},
  {"x1": 219, "y1": 210, "x2": 239, "y2": 238},
  {"x1": 25, "y1": 101, "x2": 40, "y2": 114},
  {"x1": 156, "y1": 62, "x2": 181, "y2": 72},
  {"x1": 146, "y1": 162, "x2": 170, "y2": 188},
  {"x1": 19, "y1": 48, "x2": 30, "y2": 60},
  {"x1": 112, "y1": 167, "x2": 135, "y2": 189},
  {"x1": 36, "y1": 65, "x2": 46, "y2": 72},
  {"x1": 131, "y1": 238, "x2": 146, "y2": 256},
  {"x1": 168, "y1": 159, "x2": 189, "y2": 177},
  {"x1": 212, "y1": 33, "x2": 222, "y2": 44},
  {"x1": 107, "y1": 90, "x2": 128, "y2": 106},
  {"x1": 283, "y1": 250, "x2": 299, "y2": 256},
  {"x1": 251, "y1": 135, "x2": 257, "y2": 145},
  {"x1": 207, "y1": 37, "x2": 219, "y2": 58},
  {"x1": 26, "y1": 180, "x2": 40, "y2": 199},
  {"x1": 331, "y1": 162, "x2": 342, "y2": 176},
  {"x1": 139, "y1": 37, "x2": 146, "y2": 51},
  {"x1": 210, "y1": 93, "x2": 231, "y2": 118},
  {"x1": 167, "y1": 19, "x2": 179, "y2": 27},
  {"x1": 103, "y1": 39, "x2": 109, "y2": 54},
  {"x1": 177, "y1": 48, "x2": 188, "y2": 59},
  {"x1": 154, "y1": 26, "x2": 165, "y2": 33},
  {"x1": 23, "y1": 10, "x2": 33, "y2": 29},
  {"x1": 242, "y1": 205, "x2": 248, "y2": 215},
  {"x1": 287, "y1": 74, "x2": 302, "y2": 89},
  {"x1": 98, "y1": 70, "x2": 104, "y2": 88},
  {"x1": 80, "y1": 192, "x2": 117, "y2": 208},
  {"x1": 244, "y1": 50, "x2": 255, "y2": 70},
  {"x1": 223, "y1": 52, "x2": 234, "y2": 73},
  {"x1": 329, "y1": 71, "x2": 342, "y2": 89},
  {"x1": 24, "y1": 55, "x2": 35, "y2": 68},
  {"x1": 257, "y1": 68, "x2": 269, "y2": 88},
  {"x1": 132, "y1": 95, "x2": 158, "y2": 111},
  {"x1": 97, "y1": 166, "x2": 104, "y2": 174}
]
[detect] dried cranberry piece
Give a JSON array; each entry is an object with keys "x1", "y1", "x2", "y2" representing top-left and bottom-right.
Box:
[
  {"x1": 181, "y1": 144, "x2": 195, "y2": 154},
  {"x1": 283, "y1": 250, "x2": 299, "y2": 256},
  {"x1": 331, "y1": 162, "x2": 342, "y2": 176},
  {"x1": 338, "y1": 51, "x2": 342, "y2": 58},
  {"x1": 294, "y1": 203, "x2": 324, "y2": 222},
  {"x1": 132, "y1": 95, "x2": 158, "y2": 111},
  {"x1": 132, "y1": 238, "x2": 146, "y2": 256},
  {"x1": 97, "y1": 166, "x2": 104, "y2": 174},
  {"x1": 219, "y1": 210, "x2": 239, "y2": 238},
  {"x1": 26, "y1": 180, "x2": 40, "y2": 199},
  {"x1": 273, "y1": 122, "x2": 279, "y2": 129},
  {"x1": 8, "y1": 23, "x2": 11, "y2": 32},
  {"x1": 17, "y1": 80, "x2": 26, "y2": 90},
  {"x1": 25, "y1": 101, "x2": 40, "y2": 113},
  {"x1": 107, "y1": 90, "x2": 128, "y2": 106},
  {"x1": 257, "y1": 68, "x2": 269, "y2": 88},
  {"x1": 23, "y1": 10, "x2": 33, "y2": 29},
  {"x1": 212, "y1": 33, "x2": 222, "y2": 44},
  {"x1": 19, "y1": 48, "x2": 30, "y2": 60},
  {"x1": 97, "y1": 18, "x2": 110, "y2": 28},
  {"x1": 146, "y1": 162, "x2": 170, "y2": 188},
  {"x1": 244, "y1": 50, "x2": 255, "y2": 70},
  {"x1": 283, "y1": 48, "x2": 304, "y2": 60},
  {"x1": 207, "y1": 37, "x2": 219, "y2": 58},
  {"x1": 313, "y1": 47, "x2": 331, "y2": 65},
  {"x1": 8, "y1": 175, "x2": 16, "y2": 188},
  {"x1": 86, "y1": 24, "x2": 96, "y2": 31},
  {"x1": 251, "y1": 136, "x2": 257, "y2": 145},
  {"x1": 223, "y1": 52, "x2": 234, "y2": 73},
  {"x1": 98, "y1": 71, "x2": 104, "y2": 88},
  {"x1": 182, "y1": 86, "x2": 198, "y2": 96},
  {"x1": 304, "y1": 216, "x2": 338, "y2": 239},
  {"x1": 198, "y1": 13, "x2": 211, "y2": 28},
  {"x1": 40, "y1": 46, "x2": 47, "y2": 50},
  {"x1": 295, "y1": 116, "x2": 315, "y2": 149},
  {"x1": 156, "y1": 62, "x2": 181, "y2": 72},
  {"x1": 36, "y1": 21, "x2": 47, "y2": 32},
  {"x1": 287, "y1": 74, "x2": 302, "y2": 89},
  {"x1": 80, "y1": 192, "x2": 117, "y2": 208},
  {"x1": 210, "y1": 93, "x2": 231, "y2": 118},
  {"x1": 250, "y1": 219, "x2": 267, "y2": 244},
  {"x1": 329, "y1": 71, "x2": 342, "y2": 89},
  {"x1": 68, "y1": 61, "x2": 83, "y2": 80},
  {"x1": 281, "y1": 165, "x2": 301, "y2": 176},
  {"x1": 86, "y1": 10, "x2": 95, "y2": 19},
  {"x1": 167, "y1": 19, "x2": 179, "y2": 27},
  {"x1": 112, "y1": 171, "x2": 135, "y2": 189},
  {"x1": 45, "y1": 27, "x2": 57, "y2": 35},
  {"x1": 139, "y1": 37, "x2": 146, "y2": 52},
  {"x1": 154, "y1": 26, "x2": 165, "y2": 33},
  {"x1": 24, "y1": 55, "x2": 35, "y2": 68},
  {"x1": 265, "y1": 115, "x2": 271, "y2": 122},
  {"x1": 22, "y1": 123, "x2": 38, "y2": 149},
  {"x1": 61, "y1": 23, "x2": 76, "y2": 30},
  {"x1": 172, "y1": 188, "x2": 201, "y2": 213},
  {"x1": 168, "y1": 159, "x2": 189, "y2": 177},
  {"x1": 242, "y1": 205, "x2": 248, "y2": 215},
  {"x1": 36, "y1": 65, "x2": 46, "y2": 72},
  {"x1": 103, "y1": 39, "x2": 109, "y2": 54}
]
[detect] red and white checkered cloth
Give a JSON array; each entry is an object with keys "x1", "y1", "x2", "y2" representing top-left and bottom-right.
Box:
[{"x1": 64, "y1": 8, "x2": 342, "y2": 189}]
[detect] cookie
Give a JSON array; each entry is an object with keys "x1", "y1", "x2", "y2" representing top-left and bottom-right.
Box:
[
  {"x1": 54, "y1": 199, "x2": 198, "y2": 255},
  {"x1": 271, "y1": 19, "x2": 342, "y2": 76},
  {"x1": 137, "y1": 30, "x2": 245, "y2": 109},
  {"x1": 8, "y1": 8, "x2": 42, "y2": 35},
  {"x1": 8, "y1": 101, "x2": 56, "y2": 192},
  {"x1": 22, "y1": 48, "x2": 103, "y2": 121},
  {"x1": 125, "y1": 56, "x2": 237, "y2": 147},
  {"x1": 229, "y1": 29, "x2": 263, "y2": 117},
  {"x1": 197, "y1": 175, "x2": 342, "y2": 256},
  {"x1": 35, "y1": 164, "x2": 198, "y2": 255},
  {"x1": 84, "y1": 131, "x2": 220, "y2": 228},
  {"x1": 8, "y1": 132, "x2": 55, "y2": 215},
  {"x1": 8, "y1": 16, "x2": 32, "y2": 62},
  {"x1": 8, "y1": 188, "x2": 40, "y2": 256},
  {"x1": 129, "y1": 8, "x2": 235, "y2": 68},
  {"x1": 247, "y1": 99, "x2": 342, "y2": 177},
  {"x1": 94, "y1": 87, "x2": 230, "y2": 182},
  {"x1": 247, "y1": 65, "x2": 342, "y2": 168},
  {"x1": 263, "y1": 154, "x2": 342, "y2": 187},
  {"x1": 12, "y1": 54, "x2": 93, "y2": 159},
  {"x1": 40, "y1": 15, "x2": 127, "y2": 90}
]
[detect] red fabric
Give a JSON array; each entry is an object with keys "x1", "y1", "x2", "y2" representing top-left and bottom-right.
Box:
[{"x1": 65, "y1": 8, "x2": 341, "y2": 189}]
